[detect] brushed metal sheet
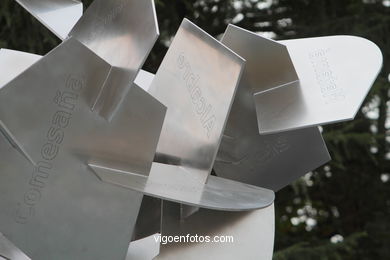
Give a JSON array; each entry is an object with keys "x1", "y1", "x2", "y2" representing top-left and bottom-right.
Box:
[
  {"x1": 0, "y1": 38, "x2": 166, "y2": 260},
  {"x1": 91, "y1": 19, "x2": 275, "y2": 211},
  {"x1": 257, "y1": 36, "x2": 383, "y2": 133},
  {"x1": 214, "y1": 25, "x2": 331, "y2": 191},
  {"x1": 14, "y1": 0, "x2": 83, "y2": 39}
]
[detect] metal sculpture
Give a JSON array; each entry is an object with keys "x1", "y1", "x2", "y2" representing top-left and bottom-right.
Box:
[{"x1": 0, "y1": 0, "x2": 383, "y2": 259}]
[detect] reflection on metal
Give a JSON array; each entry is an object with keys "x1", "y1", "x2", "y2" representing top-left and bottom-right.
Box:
[
  {"x1": 1, "y1": 2, "x2": 383, "y2": 259},
  {"x1": 155, "y1": 202, "x2": 275, "y2": 260},
  {"x1": 0, "y1": 38, "x2": 166, "y2": 259},
  {"x1": 14, "y1": 0, "x2": 83, "y2": 39},
  {"x1": 14, "y1": 0, "x2": 159, "y2": 120},
  {"x1": 0, "y1": 49, "x2": 40, "y2": 88},
  {"x1": 215, "y1": 127, "x2": 330, "y2": 191},
  {"x1": 92, "y1": 18, "x2": 275, "y2": 211},
  {"x1": 70, "y1": 0, "x2": 159, "y2": 120},
  {"x1": 91, "y1": 162, "x2": 275, "y2": 211},
  {"x1": 257, "y1": 36, "x2": 382, "y2": 133},
  {"x1": 221, "y1": 25, "x2": 382, "y2": 133},
  {"x1": 0, "y1": 233, "x2": 30, "y2": 260},
  {"x1": 215, "y1": 25, "x2": 331, "y2": 191}
]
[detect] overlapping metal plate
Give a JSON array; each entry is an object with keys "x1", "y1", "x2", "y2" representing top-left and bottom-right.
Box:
[
  {"x1": 91, "y1": 19, "x2": 275, "y2": 211},
  {"x1": 15, "y1": 0, "x2": 83, "y2": 39},
  {"x1": 0, "y1": 37, "x2": 166, "y2": 259},
  {"x1": 214, "y1": 25, "x2": 331, "y2": 191}
]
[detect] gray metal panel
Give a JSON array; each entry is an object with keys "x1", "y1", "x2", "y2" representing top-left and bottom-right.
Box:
[
  {"x1": 0, "y1": 49, "x2": 40, "y2": 88},
  {"x1": 90, "y1": 162, "x2": 275, "y2": 211},
  {"x1": 256, "y1": 36, "x2": 383, "y2": 133},
  {"x1": 215, "y1": 127, "x2": 330, "y2": 191},
  {"x1": 221, "y1": 24, "x2": 299, "y2": 94},
  {"x1": 70, "y1": 0, "x2": 159, "y2": 70},
  {"x1": 214, "y1": 25, "x2": 330, "y2": 191},
  {"x1": 90, "y1": 19, "x2": 275, "y2": 211},
  {"x1": 69, "y1": 0, "x2": 160, "y2": 119},
  {"x1": 156, "y1": 202, "x2": 275, "y2": 260},
  {"x1": 0, "y1": 233, "x2": 30, "y2": 260},
  {"x1": 0, "y1": 38, "x2": 166, "y2": 260},
  {"x1": 14, "y1": 0, "x2": 83, "y2": 39},
  {"x1": 149, "y1": 19, "x2": 244, "y2": 183}
]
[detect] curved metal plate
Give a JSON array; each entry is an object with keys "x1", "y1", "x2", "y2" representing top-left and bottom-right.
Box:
[
  {"x1": 14, "y1": 0, "x2": 83, "y2": 39},
  {"x1": 90, "y1": 162, "x2": 275, "y2": 211},
  {"x1": 257, "y1": 36, "x2": 383, "y2": 133}
]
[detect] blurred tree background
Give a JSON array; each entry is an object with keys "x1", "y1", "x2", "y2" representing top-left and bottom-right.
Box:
[{"x1": 1, "y1": 0, "x2": 389, "y2": 259}]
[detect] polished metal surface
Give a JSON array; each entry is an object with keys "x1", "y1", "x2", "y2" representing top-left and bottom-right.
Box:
[
  {"x1": 0, "y1": 38, "x2": 166, "y2": 260},
  {"x1": 14, "y1": 0, "x2": 159, "y2": 121},
  {"x1": 14, "y1": 0, "x2": 83, "y2": 39},
  {"x1": 156, "y1": 202, "x2": 275, "y2": 260},
  {"x1": 70, "y1": 0, "x2": 159, "y2": 70},
  {"x1": 69, "y1": 0, "x2": 160, "y2": 120},
  {"x1": 214, "y1": 25, "x2": 331, "y2": 191},
  {"x1": 0, "y1": 49, "x2": 40, "y2": 88},
  {"x1": 221, "y1": 25, "x2": 299, "y2": 95},
  {"x1": 149, "y1": 19, "x2": 244, "y2": 181},
  {"x1": 91, "y1": 19, "x2": 275, "y2": 211},
  {"x1": 0, "y1": 49, "x2": 41, "y2": 165},
  {"x1": 0, "y1": 233, "x2": 30, "y2": 260},
  {"x1": 91, "y1": 162, "x2": 275, "y2": 211},
  {"x1": 257, "y1": 36, "x2": 383, "y2": 133},
  {"x1": 215, "y1": 128, "x2": 330, "y2": 191}
]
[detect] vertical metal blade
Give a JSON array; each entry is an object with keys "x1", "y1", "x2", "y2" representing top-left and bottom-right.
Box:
[
  {"x1": 215, "y1": 25, "x2": 330, "y2": 191},
  {"x1": 69, "y1": 0, "x2": 160, "y2": 119}
]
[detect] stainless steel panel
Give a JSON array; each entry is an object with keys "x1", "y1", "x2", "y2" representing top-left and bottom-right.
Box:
[
  {"x1": 69, "y1": 0, "x2": 159, "y2": 119},
  {"x1": 221, "y1": 24, "x2": 299, "y2": 94},
  {"x1": 0, "y1": 233, "x2": 30, "y2": 260},
  {"x1": 257, "y1": 36, "x2": 383, "y2": 133},
  {"x1": 70, "y1": 0, "x2": 159, "y2": 70},
  {"x1": 215, "y1": 25, "x2": 331, "y2": 191},
  {"x1": 215, "y1": 127, "x2": 330, "y2": 191},
  {"x1": 91, "y1": 162, "x2": 275, "y2": 211},
  {"x1": 0, "y1": 38, "x2": 166, "y2": 260},
  {"x1": 149, "y1": 19, "x2": 244, "y2": 183},
  {"x1": 0, "y1": 49, "x2": 40, "y2": 88},
  {"x1": 90, "y1": 19, "x2": 275, "y2": 211},
  {"x1": 156, "y1": 202, "x2": 275, "y2": 260},
  {"x1": 14, "y1": 0, "x2": 83, "y2": 39}
]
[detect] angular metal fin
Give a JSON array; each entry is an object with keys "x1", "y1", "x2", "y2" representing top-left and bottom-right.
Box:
[{"x1": 14, "y1": 0, "x2": 83, "y2": 40}]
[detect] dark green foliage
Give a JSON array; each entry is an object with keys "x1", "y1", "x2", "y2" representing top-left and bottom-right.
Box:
[{"x1": 0, "y1": 0, "x2": 389, "y2": 259}]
